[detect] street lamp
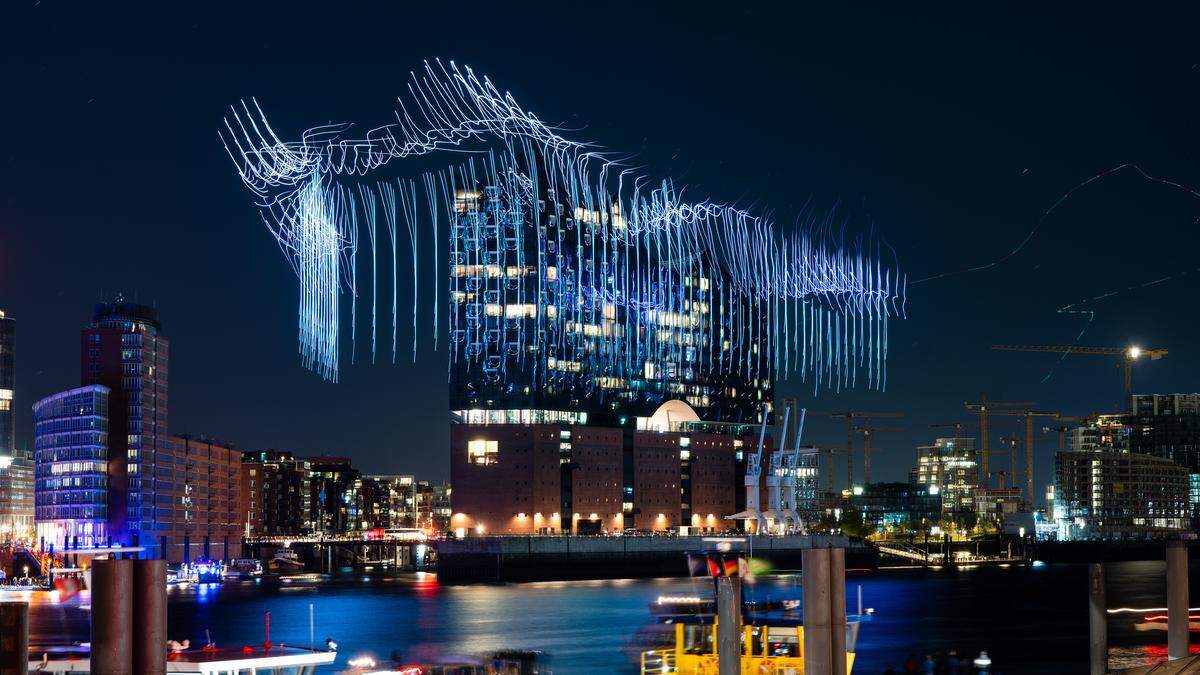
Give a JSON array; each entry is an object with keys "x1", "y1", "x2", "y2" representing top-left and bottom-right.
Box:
[{"x1": 1128, "y1": 346, "x2": 1142, "y2": 359}]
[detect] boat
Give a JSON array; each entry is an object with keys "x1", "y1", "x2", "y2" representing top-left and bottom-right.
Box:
[
  {"x1": 226, "y1": 558, "x2": 264, "y2": 579},
  {"x1": 28, "y1": 643, "x2": 337, "y2": 674},
  {"x1": 638, "y1": 599, "x2": 872, "y2": 673},
  {"x1": 268, "y1": 548, "x2": 305, "y2": 573}
]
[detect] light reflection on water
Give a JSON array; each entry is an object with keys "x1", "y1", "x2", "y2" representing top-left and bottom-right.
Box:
[{"x1": 22, "y1": 561, "x2": 1199, "y2": 674}]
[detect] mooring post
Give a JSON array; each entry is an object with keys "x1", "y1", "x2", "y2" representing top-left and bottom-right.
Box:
[
  {"x1": 0, "y1": 602, "x2": 29, "y2": 675},
  {"x1": 1088, "y1": 563, "x2": 1106, "y2": 675},
  {"x1": 1168, "y1": 541, "x2": 1189, "y2": 660},
  {"x1": 802, "y1": 547, "x2": 832, "y2": 675},
  {"x1": 829, "y1": 546, "x2": 848, "y2": 675},
  {"x1": 133, "y1": 559, "x2": 167, "y2": 675},
  {"x1": 716, "y1": 574, "x2": 742, "y2": 675},
  {"x1": 93, "y1": 558, "x2": 134, "y2": 675}
]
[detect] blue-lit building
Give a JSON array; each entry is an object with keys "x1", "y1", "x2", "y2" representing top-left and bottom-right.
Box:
[
  {"x1": 448, "y1": 185, "x2": 773, "y2": 427},
  {"x1": 33, "y1": 385, "x2": 111, "y2": 549}
]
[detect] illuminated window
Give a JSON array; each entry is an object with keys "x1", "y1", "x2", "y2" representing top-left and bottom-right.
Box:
[{"x1": 467, "y1": 440, "x2": 498, "y2": 466}]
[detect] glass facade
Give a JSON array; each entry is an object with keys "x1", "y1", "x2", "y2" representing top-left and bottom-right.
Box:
[
  {"x1": 33, "y1": 385, "x2": 110, "y2": 549},
  {"x1": 447, "y1": 183, "x2": 773, "y2": 427},
  {"x1": 82, "y1": 301, "x2": 169, "y2": 543}
]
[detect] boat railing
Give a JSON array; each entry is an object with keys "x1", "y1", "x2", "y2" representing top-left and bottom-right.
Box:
[{"x1": 641, "y1": 648, "x2": 677, "y2": 674}]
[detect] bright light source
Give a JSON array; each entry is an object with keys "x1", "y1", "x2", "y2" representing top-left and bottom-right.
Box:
[
  {"x1": 1129, "y1": 346, "x2": 1142, "y2": 359},
  {"x1": 929, "y1": 485, "x2": 940, "y2": 495},
  {"x1": 852, "y1": 486, "x2": 864, "y2": 496}
]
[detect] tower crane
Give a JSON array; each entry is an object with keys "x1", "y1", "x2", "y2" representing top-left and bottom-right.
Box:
[
  {"x1": 964, "y1": 397, "x2": 1034, "y2": 489},
  {"x1": 854, "y1": 425, "x2": 904, "y2": 485},
  {"x1": 991, "y1": 344, "x2": 1167, "y2": 411},
  {"x1": 825, "y1": 411, "x2": 903, "y2": 491},
  {"x1": 988, "y1": 410, "x2": 1059, "y2": 509}
]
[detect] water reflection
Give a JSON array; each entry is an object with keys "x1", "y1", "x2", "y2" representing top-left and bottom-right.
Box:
[{"x1": 20, "y1": 561, "x2": 1200, "y2": 673}]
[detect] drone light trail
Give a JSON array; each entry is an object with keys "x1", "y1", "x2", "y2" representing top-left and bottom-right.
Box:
[{"x1": 221, "y1": 60, "x2": 905, "y2": 404}]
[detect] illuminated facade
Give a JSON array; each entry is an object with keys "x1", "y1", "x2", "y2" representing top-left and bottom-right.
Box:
[
  {"x1": 224, "y1": 62, "x2": 907, "y2": 536},
  {"x1": 33, "y1": 385, "x2": 110, "y2": 549},
  {"x1": 241, "y1": 450, "x2": 312, "y2": 537},
  {"x1": 914, "y1": 437, "x2": 978, "y2": 515},
  {"x1": 1053, "y1": 450, "x2": 1188, "y2": 539},
  {"x1": 846, "y1": 482, "x2": 940, "y2": 531}
]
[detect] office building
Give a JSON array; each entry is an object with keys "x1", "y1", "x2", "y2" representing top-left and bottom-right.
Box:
[
  {"x1": 913, "y1": 437, "x2": 978, "y2": 515},
  {"x1": 1130, "y1": 394, "x2": 1200, "y2": 470},
  {"x1": 416, "y1": 481, "x2": 452, "y2": 534},
  {"x1": 28, "y1": 301, "x2": 242, "y2": 561},
  {"x1": 366, "y1": 475, "x2": 418, "y2": 529},
  {"x1": 241, "y1": 450, "x2": 311, "y2": 537},
  {"x1": 80, "y1": 300, "x2": 169, "y2": 548},
  {"x1": 159, "y1": 435, "x2": 242, "y2": 561},
  {"x1": 32, "y1": 385, "x2": 110, "y2": 549},
  {"x1": 845, "y1": 482, "x2": 940, "y2": 532},
  {"x1": 0, "y1": 310, "x2": 33, "y2": 538},
  {"x1": 1053, "y1": 450, "x2": 1188, "y2": 540},
  {"x1": 974, "y1": 487, "x2": 1023, "y2": 521}
]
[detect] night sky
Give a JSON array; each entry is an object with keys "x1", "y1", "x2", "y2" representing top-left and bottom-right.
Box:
[{"x1": 3, "y1": 3, "x2": 1199, "y2": 500}]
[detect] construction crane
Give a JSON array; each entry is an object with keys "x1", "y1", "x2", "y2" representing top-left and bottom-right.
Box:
[
  {"x1": 964, "y1": 397, "x2": 1034, "y2": 489},
  {"x1": 991, "y1": 344, "x2": 1167, "y2": 411},
  {"x1": 854, "y1": 425, "x2": 904, "y2": 485},
  {"x1": 1043, "y1": 416, "x2": 1082, "y2": 452},
  {"x1": 825, "y1": 411, "x2": 903, "y2": 491},
  {"x1": 989, "y1": 410, "x2": 1059, "y2": 508}
]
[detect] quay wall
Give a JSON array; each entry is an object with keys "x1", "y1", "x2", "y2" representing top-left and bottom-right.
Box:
[{"x1": 436, "y1": 534, "x2": 874, "y2": 582}]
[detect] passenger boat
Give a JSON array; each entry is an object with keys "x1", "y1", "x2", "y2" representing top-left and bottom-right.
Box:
[
  {"x1": 639, "y1": 602, "x2": 871, "y2": 673},
  {"x1": 28, "y1": 643, "x2": 337, "y2": 674},
  {"x1": 269, "y1": 548, "x2": 305, "y2": 573}
]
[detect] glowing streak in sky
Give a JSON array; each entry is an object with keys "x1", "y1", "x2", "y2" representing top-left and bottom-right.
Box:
[{"x1": 221, "y1": 60, "x2": 905, "y2": 392}]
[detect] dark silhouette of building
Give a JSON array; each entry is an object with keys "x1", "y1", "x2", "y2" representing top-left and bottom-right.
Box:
[
  {"x1": 0, "y1": 309, "x2": 33, "y2": 538},
  {"x1": 307, "y1": 456, "x2": 359, "y2": 535},
  {"x1": 241, "y1": 450, "x2": 311, "y2": 537}
]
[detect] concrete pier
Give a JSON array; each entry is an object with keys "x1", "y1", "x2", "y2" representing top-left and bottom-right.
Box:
[
  {"x1": 133, "y1": 560, "x2": 167, "y2": 675},
  {"x1": 1088, "y1": 563, "x2": 1106, "y2": 675},
  {"x1": 92, "y1": 558, "x2": 133, "y2": 675},
  {"x1": 716, "y1": 575, "x2": 742, "y2": 675},
  {"x1": 802, "y1": 547, "x2": 832, "y2": 675},
  {"x1": 1168, "y1": 541, "x2": 1189, "y2": 660}
]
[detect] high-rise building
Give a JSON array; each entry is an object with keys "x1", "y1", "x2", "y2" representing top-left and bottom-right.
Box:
[
  {"x1": 913, "y1": 437, "x2": 978, "y2": 515},
  {"x1": 446, "y1": 177, "x2": 784, "y2": 536},
  {"x1": 1053, "y1": 450, "x2": 1188, "y2": 539},
  {"x1": 0, "y1": 310, "x2": 33, "y2": 538},
  {"x1": 241, "y1": 450, "x2": 312, "y2": 537},
  {"x1": 1130, "y1": 394, "x2": 1200, "y2": 469},
  {"x1": 81, "y1": 300, "x2": 169, "y2": 546},
  {"x1": 32, "y1": 385, "x2": 110, "y2": 549}
]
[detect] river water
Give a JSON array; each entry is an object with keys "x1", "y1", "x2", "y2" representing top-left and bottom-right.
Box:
[{"x1": 24, "y1": 561, "x2": 1200, "y2": 673}]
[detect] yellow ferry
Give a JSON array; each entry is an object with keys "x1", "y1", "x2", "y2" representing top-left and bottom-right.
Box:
[{"x1": 639, "y1": 608, "x2": 869, "y2": 674}]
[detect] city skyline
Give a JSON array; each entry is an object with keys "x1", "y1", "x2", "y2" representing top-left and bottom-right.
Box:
[{"x1": 4, "y1": 3, "x2": 1200, "y2": 491}]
